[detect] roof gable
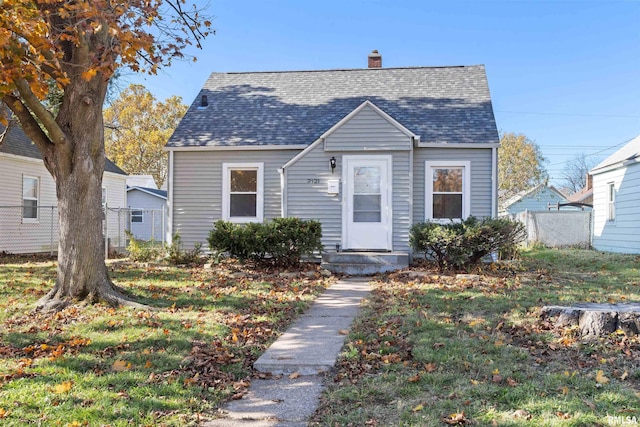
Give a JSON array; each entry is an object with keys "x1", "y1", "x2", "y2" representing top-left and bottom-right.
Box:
[
  {"x1": 322, "y1": 100, "x2": 417, "y2": 141},
  {"x1": 502, "y1": 184, "x2": 567, "y2": 209},
  {"x1": 127, "y1": 186, "x2": 167, "y2": 199},
  {"x1": 168, "y1": 65, "x2": 498, "y2": 149},
  {"x1": 591, "y1": 135, "x2": 640, "y2": 174}
]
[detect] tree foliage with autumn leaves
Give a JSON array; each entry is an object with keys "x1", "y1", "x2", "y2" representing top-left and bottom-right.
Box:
[
  {"x1": 0, "y1": 0, "x2": 211, "y2": 310},
  {"x1": 498, "y1": 132, "x2": 549, "y2": 205},
  {"x1": 104, "y1": 84, "x2": 187, "y2": 188}
]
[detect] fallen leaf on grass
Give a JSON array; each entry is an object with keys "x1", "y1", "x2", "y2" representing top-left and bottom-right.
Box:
[
  {"x1": 112, "y1": 360, "x2": 131, "y2": 372},
  {"x1": 53, "y1": 381, "x2": 73, "y2": 394},
  {"x1": 338, "y1": 329, "x2": 350, "y2": 335},
  {"x1": 424, "y1": 362, "x2": 437, "y2": 372},
  {"x1": 441, "y1": 412, "x2": 470, "y2": 425},
  {"x1": 620, "y1": 370, "x2": 629, "y2": 381},
  {"x1": 582, "y1": 399, "x2": 596, "y2": 410},
  {"x1": 556, "y1": 411, "x2": 571, "y2": 419},
  {"x1": 507, "y1": 377, "x2": 518, "y2": 387},
  {"x1": 407, "y1": 374, "x2": 421, "y2": 383},
  {"x1": 513, "y1": 409, "x2": 531, "y2": 420},
  {"x1": 0, "y1": 408, "x2": 9, "y2": 418},
  {"x1": 412, "y1": 404, "x2": 424, "y2": 412},
  {"x1": 595, "y1": 370, "x2": 609, "y2": 384}
]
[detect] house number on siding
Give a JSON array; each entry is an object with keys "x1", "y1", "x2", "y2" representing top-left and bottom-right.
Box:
[{"x1": 307, "y1": 178, "x2": 320, "y2": 184}]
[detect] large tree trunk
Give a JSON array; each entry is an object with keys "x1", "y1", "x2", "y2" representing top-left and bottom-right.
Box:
[{"x1": 35, "y1": 75, "x2": 146, "y2": 312}]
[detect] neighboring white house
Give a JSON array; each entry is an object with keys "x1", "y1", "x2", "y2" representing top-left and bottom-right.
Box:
[
  {"x1": 0, "y1": 124, "x2": 128, "y2": 254},
  {"x1": 499, "y1": 184, "x2": 570, "y2": 218},
  {"x1": 590, "y1": 135, "x2": 640, "y2": 254},
  {"x1": 126, "y1": 186, "x2": 167, "y2": 242}
]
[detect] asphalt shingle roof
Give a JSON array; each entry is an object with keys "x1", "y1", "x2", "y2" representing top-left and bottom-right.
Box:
[
  {"x1": 127, "y1": 186, "x2": 167, "y2": 199},
  {"x1": 167, "y1": 65, "x2": 499, "y2": 148},
  {"x1": 0, "y1": 124, "x2": 127, "y2": 175}
]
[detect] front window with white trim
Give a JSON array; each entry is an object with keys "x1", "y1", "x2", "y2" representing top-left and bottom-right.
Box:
[
  {"x1": 222, "y1": 163, "x2": 264, "y2": 222},
  {"x1": 425, "y1": 161, "x2": 470, "y2": 222},
  {"x1": 22, "y1": 176, "x2": 39, "y2": 221}
]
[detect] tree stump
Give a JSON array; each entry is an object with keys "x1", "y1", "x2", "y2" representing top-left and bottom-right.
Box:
[{"x1": 540, "y1": 303, "x2": 640, "y2": 339}]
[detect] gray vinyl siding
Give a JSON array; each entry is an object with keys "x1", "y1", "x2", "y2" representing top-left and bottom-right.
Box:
[
  {"x1": 286, "y1": 145, "x2": 412, "y2": 252},
  {"x1": 592, "y1": 163, "x2": 640, "y2": 253},
  {"x1": 413, "y1": 148, "x2": 493, "y2": 223},
  {"x1": 171, "y1": 150, "x2": 299, "y2": 249},
  {"x1": 286, "y1": 145, "x2": 342, "y2": 250},
  {"x1": 324, "y1": 105, "x2": 412, "y2": 152}
]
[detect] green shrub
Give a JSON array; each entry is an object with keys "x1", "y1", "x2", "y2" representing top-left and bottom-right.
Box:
[
  {"x1": 167, "y1": 233, "x2": 203, "y2": 265},
  {"x1": 208, "y1": 218, "x2": 323, "y2": 267},
  {"x1": 125, "y1": 231, "x2": 162, "y2": 262},
  {"x1": 409, "y1": 217, "x2": 526, "y2": 271}
]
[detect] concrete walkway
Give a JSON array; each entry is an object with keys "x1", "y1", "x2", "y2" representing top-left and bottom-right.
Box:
[{"x1": 203, "y1": 278, "x2": 371, "y2": 426}]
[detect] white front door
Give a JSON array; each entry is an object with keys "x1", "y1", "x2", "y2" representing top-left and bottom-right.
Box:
[{"x1": 342, "y1": 155, "x2": 392, "y2": 250}]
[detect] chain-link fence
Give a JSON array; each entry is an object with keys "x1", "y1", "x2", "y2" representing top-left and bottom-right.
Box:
[{"x1": 0, "y1": 205, "x2": 166, "y2": 257}]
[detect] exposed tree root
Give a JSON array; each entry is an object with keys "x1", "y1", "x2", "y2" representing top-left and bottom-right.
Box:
[{"x1": 35, "y1": 279, "x2": 152, "y2": 313}]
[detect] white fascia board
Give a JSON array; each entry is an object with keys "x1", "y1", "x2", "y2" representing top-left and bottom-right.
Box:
[
  {"x1": 164, "y1": 144, "x2": 308, "y2": 152},
  {"x1": 416, "y1": 142, "x2": 500, "y2": 149}
]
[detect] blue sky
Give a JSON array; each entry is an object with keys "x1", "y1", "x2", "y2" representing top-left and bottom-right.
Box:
[{"x1": 128, "y1": 0, "x2": 640, "y2": 187}]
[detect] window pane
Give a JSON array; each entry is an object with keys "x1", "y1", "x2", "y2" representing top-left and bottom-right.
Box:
[
  {"x1": 433, "y1": 194, "x2": 462, "y2": 219},
  {"x1": 23, "y1": 200, "x2": 38, "y2": 219},
  {"x1": 23, "y1": 178, "x2": 38, "y2": 198},
  {"x1": 354, "y1": 167, "x2": 381, "y2": 194},
  {"x1": 354, "y1": 211, "x2": 381, "y2": 222},
  {"x1": 132, "y1": 210, "x2": 143, "y2": 223},
  {"x1": 230, "y1": 170, "x2": 257, "y2": 192},
  {"x1": 230, "y1": 194, "x2": 257, "y2": 217},
  {"x1": 432, "y1": 168, "x2": 462, "y2": 192}
]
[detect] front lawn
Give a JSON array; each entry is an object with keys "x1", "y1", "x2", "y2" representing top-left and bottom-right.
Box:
[
  {"x1": 312, "y1": 249, "x2": 640, "y2": 426},
  {"x1": 0, "y1": 256, "x2": 332, "y2": 426}
]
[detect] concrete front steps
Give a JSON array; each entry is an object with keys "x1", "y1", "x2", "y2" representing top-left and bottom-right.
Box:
[{"x1": 321, "y1": 251, "x2": 409, "y2": 275}]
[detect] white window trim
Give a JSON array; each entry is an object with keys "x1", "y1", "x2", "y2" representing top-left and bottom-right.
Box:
[
  {"x1": 131, "y1": 208, "x2": 144, "y2": 224},
  {"x1": 102, "y1": 187, "x2": 108, "y2": 208},
  {"x1": 222, "y1": 163, "x2": 264, "y2": 223},
  {"x1": 22, "y1": 175, "x2": 40, "y2": 223},
  {"x1": 425, "y1": 161, "x2": 471, "y2": 223},
  {"x1": 607, "y1": 181, "x2": 616, "y2": 223}
]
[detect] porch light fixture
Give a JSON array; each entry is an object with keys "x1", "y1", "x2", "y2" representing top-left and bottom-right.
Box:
[{"x1": 329, "y1": 156, "x2": 337, "y2": 173}]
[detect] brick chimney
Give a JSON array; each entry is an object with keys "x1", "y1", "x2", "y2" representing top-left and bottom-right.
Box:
[
  {"x1": 368, "y1": 50, "x2": 382, "y2": 68},
  {"x1": 586, "y1": 173, "x2": 593, "y2": 190}
]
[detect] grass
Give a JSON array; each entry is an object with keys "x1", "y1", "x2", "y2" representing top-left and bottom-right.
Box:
[
  {"x1": 311, "y1": 248, "x2": 640, "y2": 426},
  {"x1": 0, "y1": 255, "x2": 332, "y2": 426}
]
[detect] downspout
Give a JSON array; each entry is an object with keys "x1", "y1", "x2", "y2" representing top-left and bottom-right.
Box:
[
  {"x1": 279, "y1": 167, "x2": 287, "y2": 218},
  {"x1": 491, "y1": 146, "x2": 498, "y2": 218},
  {"x1": 167, "y1": 150, "x2": 174, "y2": 245},
  {"x1": 408, "y1": 137, "x2": 415, "y2": 259}
]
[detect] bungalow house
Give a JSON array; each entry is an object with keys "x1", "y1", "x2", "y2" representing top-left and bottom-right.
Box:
[
  {"x1": 590, "y1": 135, "x2": 640, "y2": 254},
  {"x1": 165, "y1": 51, "x2": 500, "y2": 270},
  {"x1": 0, "y1": 124, "x2": 128, "y2": 254},
  {"x1": 499, "y1": 184, "x2": 570, "y2": 218}
]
